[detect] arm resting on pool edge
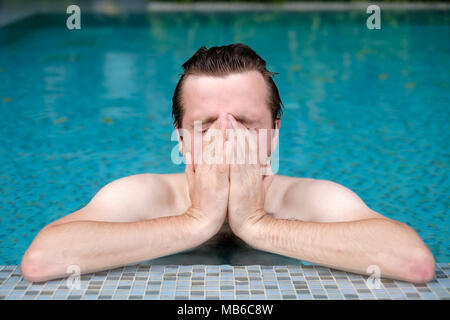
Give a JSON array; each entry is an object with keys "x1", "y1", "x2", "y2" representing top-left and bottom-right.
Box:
[
  {"x1": 20, "y1": 211, "x2": 215, "y2": 283},
  {"x1": 236, "y1": 215, "x2": 435, "y2": 284}
]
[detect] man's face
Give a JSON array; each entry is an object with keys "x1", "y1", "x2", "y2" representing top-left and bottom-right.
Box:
[{"x1": 176, "y1": 70, "x2": 280, "y2": 169}]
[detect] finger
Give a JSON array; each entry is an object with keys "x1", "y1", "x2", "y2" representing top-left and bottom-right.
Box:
[
  {"x1": 248, "y1": 129, "x2": 258, "y2": 166},
  {"x1": 203, "y1": 118, "x2": 220, "y2": 143},
  {"x1": 210, "y1": 118, "x2": 220, "y2": 129},
  {"x1": 244, "y1": 130, "x2": 250, "y2": 166},
  {"x1": 185, "y1": 151, "x2": 195, "y2": 190},
  {"x1": 229, "y1": 134, "x2": 240, "y2": 177},
  {"x1": 215, "y1": 138, "x2": 230, "y2": 176},
  {"x1": 211, "y1": 119, "x2": 225, "y2": 165},
  {"x1": 229, "y1": 115, "x2": 255, "y2": 165},
  {"x1": 263, "y1": 174, "x2": 274, "y2": 192},
  {"x1": 244, "y1": 129, "x2": 258, "y2": 167},
  {"x1": 205, "y1": 118, "x2": 221, "y2": 139},
  {"x1": 224, "y1": 140, "x2": 232, "y2": 165},
  {"x1": 230, "y1": 119, "x2": 246, "y2": 165},
  {"x1": 204, "y1": 119, "x2": 225, "y2": 165},
  {"x1": 203, "y1": 138, "x2": 215, "y2": 166},
  {"x1": 227, "y1": 114, "x2": 246, "y2": 130},
  {"x1": 201, "y1": 126, "x2": 215, "y2": 166}
]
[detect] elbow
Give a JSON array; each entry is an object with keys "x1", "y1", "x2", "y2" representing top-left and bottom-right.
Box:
[
  {"x1": 21, "y1": 248, "x2": 80, "y2": 283},
  {"x1": 407, "y1": 249, "x2": 436, "y2": 284},
  {"x1": 388, "y1": 222, "x2": 436, "y2": 284},
  {"x1": 21, "y1": 248, "x2": 49, "y2": 282},
  {"x1": 394, "y1": 247, "x2": 436, "y2": 284},
  {"x1": 21, "y1": 243, "x2": 65, "y2": 283},
  {"x1": 21, "y1": 226, "x2": 71, "y2": 282}
]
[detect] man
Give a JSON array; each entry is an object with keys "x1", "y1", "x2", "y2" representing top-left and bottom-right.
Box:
[{"x1": 21, "y1": 44, "x2": 435, "y2": 283}]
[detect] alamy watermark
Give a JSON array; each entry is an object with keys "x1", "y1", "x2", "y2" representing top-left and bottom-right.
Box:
[
  {"x1": 66, "y1": 5, "x2": 81, "y2": 30},
  {"x1": 366, "y1": 5, "x2": 381, "y2": 30},
  {"x1": 66, "y1": 4, "x2": 381, "y2": 31},
  {"x1": 65, "y1": 264, "x2": 81, "y2": 290},
  {"x1": 171, "y1": 121, "x2": 280, "y2": 175},
  {"x1": 365, "y1": 265, "x2": 382, "y2": 289}
]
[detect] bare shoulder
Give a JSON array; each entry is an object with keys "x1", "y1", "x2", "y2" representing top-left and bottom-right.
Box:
[
  {"x1": 274, "y1": 175, "x2": 388, "y2": 223},
  {"x1": 94, "y1": 173, "x2": 176, "y2": 203},
  {"x1": 85, "y1": 172, "x2": 188, "y2": 220},
  {"x1": 45, "y1": 173, "x2": 187, "y2": 229}
]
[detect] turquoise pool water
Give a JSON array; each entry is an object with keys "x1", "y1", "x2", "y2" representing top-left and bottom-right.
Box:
[{"x1": 0, "y1": 11, "x2": 448, "y2": 265}]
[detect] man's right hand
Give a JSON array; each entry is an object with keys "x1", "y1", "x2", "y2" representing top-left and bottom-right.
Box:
[{"x1": 184, "y1": 119, "x2": 230, "y2": 234}]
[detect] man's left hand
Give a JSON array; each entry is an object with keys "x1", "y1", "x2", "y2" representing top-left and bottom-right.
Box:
[{"x1": 226, "y1": 114, "x2": 274, "y2": 237}]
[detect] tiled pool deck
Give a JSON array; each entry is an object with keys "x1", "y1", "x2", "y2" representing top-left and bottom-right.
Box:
[{"x1": 0, "y1": 263, "x2": 448, "y2": 300}]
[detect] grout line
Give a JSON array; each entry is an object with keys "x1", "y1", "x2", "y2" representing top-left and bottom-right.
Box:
[{"x1": 0, "y1": 263, "x2": 448, "y2": 300}]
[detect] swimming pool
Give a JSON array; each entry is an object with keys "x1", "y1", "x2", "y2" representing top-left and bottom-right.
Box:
[{"x1": 0, "y1": 11, "x2": 448, "y2": 266}]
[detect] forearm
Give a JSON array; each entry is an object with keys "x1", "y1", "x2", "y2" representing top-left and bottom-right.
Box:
[
  {"x1": 241, "y1": 215, "x2": 435, "y2": 283},
  {"x1": 22, "y1": 213, "x2": 212, "y2": 282}
]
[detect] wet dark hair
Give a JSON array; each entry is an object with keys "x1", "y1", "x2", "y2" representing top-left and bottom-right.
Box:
[{"x1": 171, "y1": 43, "x2": 284, "y2": 128}]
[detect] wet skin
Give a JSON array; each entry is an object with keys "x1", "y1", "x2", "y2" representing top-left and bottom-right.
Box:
[{"x1": 21, "y1": 71, "x2": 435, "y2": 284}]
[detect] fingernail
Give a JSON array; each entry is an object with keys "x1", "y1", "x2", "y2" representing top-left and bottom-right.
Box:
[{"x1": 227, "y1": 119, "x2": 232, "y2": 129}]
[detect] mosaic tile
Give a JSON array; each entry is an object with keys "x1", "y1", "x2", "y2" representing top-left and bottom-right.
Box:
[{"x1": 0, "y1": 263, "x2": 449, "y2": 300}]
